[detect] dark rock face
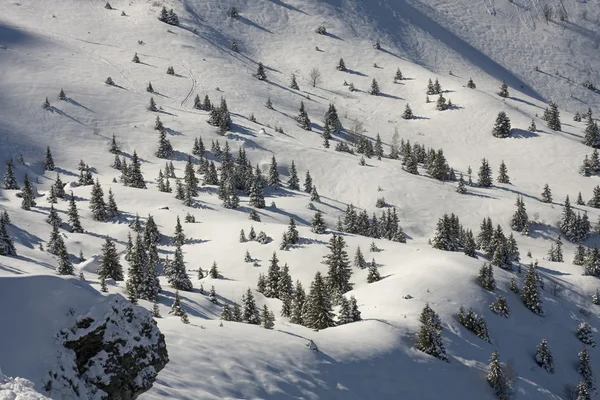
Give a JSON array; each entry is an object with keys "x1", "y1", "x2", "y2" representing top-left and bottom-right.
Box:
[{"x1": 46, "y1": 296, "x2": 168, "y2": 399}]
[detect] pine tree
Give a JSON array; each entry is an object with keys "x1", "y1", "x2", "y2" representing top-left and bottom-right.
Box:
[
  {"x1": 168, "y1": 245, "x2": 193, "y2": 291},
  {"x1": 156, "y1": 130, "x2": 173, "y2": 159},
  {"x1": 290, "y1": 73, "x2": 299, "y2": 90},
  {"x1": 287, "y1": 161, "x2": 300, "y2": 190},
  {"x1": 242, "y1": 288, "x2": 260, "y2": 324},
  {"x1": 477, "y1": 263, "x2": 496, "y2": 291},
  {"x1": 208, "y1": 261, "x2": 218, "y2": 279},
  {"x1": 369, "y1": 78, "x2": 380, "y2": 96},
  {"x1": 576, "y1": 322, "x2": 596, "y2": 347},
  {"x1": 56, "y1": 243, "x2": 74, "y2": 275},
  {"x1": 535, "y1": 339, "x2": 554, "y2": 373},
  {"x1": 394, "y1": 68, "x2": 403, "y2": 82},
  {"x1": 46, "y1": 204, "x2": 62, "y2": 228},
  {"x1": 492, "y1": 112, "x2": 512, "y2": 138},
  {"x1": 106, "y1": 188, "x2": 118, "y2": 218},
  {"x1": 303, "y1": 272, "x2": 335, "y2": 330},
  {"x1": 3, "y1": 159, "x2": 19, "y2": 190},
  {"x1": 541, "y1": 184, "x2": 552, "y2": 203},
  {"x1": 0, "y1": 217, "x2": 17, "y2": 257},
  {"x1": 416, "y1": 304, "x2": 447, "y2": 361},
  {"x1": 478, "y1": 158, "x2": 493, "y2": 187},
  {"x1": 89, "y1": 179, "x2": 106, "y2": 221},
  {"x1": 489, "y1": 296, "x2": 510, "y2": 317},
  {"x1": 522, "y1": 263, "x2": 543, "y2": 315},
  {"x1": 497, "y1": 161, "x2": 510, "y2": 184},
  {"x1": 528, "y1": 119, "x2": 537, "y2": 132},
  {"x1": 336, "y1": 58, "x2": 347, "y2": 71},
  {"x1": 297, "y1": 101, "x2": 311, "y2": 131},
  {"x1": 487, "y1": 350, "x2": 509, "y2": 399},
  {"x1": 367, "y1": 259, "x2": 381, "y2": 283},
  {"x1": 498, "y1": 82, "x2": 509, "y2": 98},
  {"x1": 574, "y1": 245, "x2": 587, "y2": 266},
  {"x1": 256, "y1": 63, "x2": 267, "y2": 80},
  {"x1": 310, "y1": 186, "x2": 320, "y2": 202},
  {"x1": 510, "y1": 195, "x2": 529, "y2": 234},
  {"x1": 323, "y1": 235, "x2": 353, "y2": 302},
  {"x1": 20, "y1": 174, "x2": 36, "y2": 210},
  {"x1": 249, "y1": 173, "x2": 266, "y2": 208},
  {"x1": 436, "y1": 94, "x2": 447, "y2": 111},
  {"x1": 311, "y1": 210, "x2": 326, "y2": 234},
  {"x1": 47, "y1": 223, "x2": 63, "y2": 255},
  {"x1": 456, "y1": 174, "x2": 467, "y2": 194},
  {"x1": 169, "y1": 290, "x2": 188, "y2": 320},
  {"x1": 353, "y1": 247, "x2": 367, "y2": 269},
  {"x1": 148, "y1": 97, "x2": 158, "y2": 112},
  {"x1": 127, "y1": 151, "x2": 146, "y2": 189},
  {"x1": 577, "y1": 380, "x2": 592, "y2": 400},
  {"x1": 578, "y1": 347, "x2": 596, "y2": 394},
  {"x1": 547, "y1": 102, "x2": 562, "y2": 131},
  {"x1": 402, "y1": 104, "x2": 414, "y2": 120},
  {"x1": 99, "y1": 236, "x2": 123, "y2": 281},
  {"x1": 44, "y1": 147, "x2": 55, "y2": 171},
  {"x1": 172, "y1": 216, "x2": 185, "y2": 247},
  {"x1": 467, "y1": 78, "x2": 476, "y2": 89},
  {"x1": 286, "y1": 218, "x2": 299, "y2": 245},
  {"x1": 268, "y1": 155, "x2": 279, "y2": 187}
]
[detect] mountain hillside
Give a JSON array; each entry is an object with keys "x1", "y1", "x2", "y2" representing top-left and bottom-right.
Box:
[{"x1": 1, "y1": 0, "x2": 600, "y2": 399}]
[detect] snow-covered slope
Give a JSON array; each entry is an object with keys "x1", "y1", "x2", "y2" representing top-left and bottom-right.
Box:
[{"x1": 2, "y1": 0, "x2": 600, "y2": 398}]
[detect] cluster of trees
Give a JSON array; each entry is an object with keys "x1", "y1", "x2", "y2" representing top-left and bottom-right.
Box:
[
  {"x1": 337, "y1": 204, "x2": 406, "y2": 243},
  {"x1": 579, "y1": 148, "x2": 600, "y2": 176},
  {"x1": 207, "y1": 98, "x2": 233, "y2": 134},
  {"x1": 457, "y1": 306, "x2": 490, "y2": 342},
  {"x1": 0, "y1": 211, "x2": 16, "y2": 256},
  {"x1": 541, "y1": 102, "x2": 561, "y2": 131},
  {"x1": 221, "y1": 288, "x2": 276, "y2": 330},
  {"x1": 240, "y1": 225, "x2": 270, "y2": 245},
  {"x1": 393, "y1": 139, "x2": 457, "y2": 181},
  {"x1": 89, "y1": 180, "x2": 119, "y2": 222},
  {"x1": 581, "y1": 110, "x2": 599, "y2": 148},
  {"x1": 560, "y1": 196, "x2": 591, "y2": 242},
  {"x1": 426, "y1": 78, "x2": 443, "y2": 95},
  {"x1": 158, "y1": 6, "x2": 179, "y2": 26},
  {"x1": 476, "y1": 217, "x2": 520, "y2": 268}
]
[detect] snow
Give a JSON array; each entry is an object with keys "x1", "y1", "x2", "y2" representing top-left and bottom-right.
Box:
[
  {"x1": 0, "y1": 372, "x2": 50, "y2": 400},
  {"x1": 1, "y1": 0, "x2": 600, "y2": 398}
]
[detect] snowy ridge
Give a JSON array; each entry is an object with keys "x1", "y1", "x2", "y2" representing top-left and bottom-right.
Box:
[{"x1": 1, "y1": 0, "x2": 600, "y2": 398}]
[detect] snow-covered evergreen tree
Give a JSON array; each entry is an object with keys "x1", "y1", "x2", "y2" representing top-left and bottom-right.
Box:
[
  {"x1": 0, "y1": 217, "x2": 17, "y2": 257},
  {"x1": 256, "y1": 63, "x2": 267, "y2": 81},
  {"x1": 89, "y1": 179, "x2": 106, "y2": 221},
  {"x1": 478, "y1": 158, "x2": 493, "y2": 187},
  {"x1": 98, "y1": 236, "x2": 123, "y2": 281},
  {"x1": 167, "y1": 245, "x2": 192, "y2": 291},
  {"x1": 367, "y1": 259, "x2": 381, "y2": 283},
  {"x1": 3, "y1": 159, "x2": 19, "y2": 190},
  {"x1": 541, "y1": 184, "x2": 552, "y2": 203},
  {"x1": 56, "y1": 243, "x2": 74, "y2": 276},
  {"x1": 489, "y1": 296, "x2": 510, "y2": 318},
  {"x1": 323, "y1": 235, "x2": 353, "y2": 302},
  {"x1": 303, "y1": 272, "x2": 335, "y2": 330},
  {"x1": 492, "y1": 112, "x2": 512, "y2": 138},
  {"x1": 156, "y1": 130, "x2": 173, "y2": 159},
  {"x1": 535, "y1": 339, "x2": 554, "y2": 373},
  {"x1": 369, "y1": 78, "x2": 380, "y2": 95},
  {"x1": 261, "y1": 305, "x2": 275, "y2": 329},
  {"x1": 578, "y1": 347, "x2": 596, "y2": 394},
  {"x1": 497, "y1": 161, "x2": 510, "y2": 184},
  {"x1": 546, "y1": 102, "x2": 562, "y2": 131},
  {"x1": 577, "y1": 321, "x2": 596, "y2": 347},
  {"x1": 242, "y1": 288, "x2": 260, "y2": 324},
  {"x1": 209, "y1": 261, "x2": 219, "y2": 279},
  {"x1": 20, "y1": 174, "x2": 36, "y2": 210},
  {"x1": 287, "y1": 161, "x2": 299, "y2": 190},
  {"x1": 477, "y1": 263, "x2": 496, "y2": 291},
  {"x1": 487, "y1": 350, "x2": 509, "y2": 399},
  {"x1": 416, "y1": 304, "x2": 447, "y2": 361},
  {"x1": 522, "y1": 263, "x2": 543, "y2": 315},
  {"x1": 498, "y1": 82, "x2": 509, "y2": 98}
]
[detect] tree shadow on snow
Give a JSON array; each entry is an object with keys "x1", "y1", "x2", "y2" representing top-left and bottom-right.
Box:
[
  {"x1": 510, "y1": 128, "x2": 538, "y2": 139},
  {"x1": 238, "y1": 16, "x2": 273, "y2": 34},
  {"x1": 65, "y1": 97, "x2": 96, "y2": 113}
]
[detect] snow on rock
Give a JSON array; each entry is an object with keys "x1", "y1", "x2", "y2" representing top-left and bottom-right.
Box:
[
  {"x1": 0, "y1": 372, "x2": 50, "y2": 400},
  {"x1": 0, "y1": 276, "x2": 168, "y2": 400}
]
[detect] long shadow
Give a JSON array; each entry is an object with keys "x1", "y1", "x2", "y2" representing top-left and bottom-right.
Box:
[
  {"x1": 8, "y1": 224, "x2": 43, "y2": 249},
  {"x1": 271, "y1": 0, "x2": 308, "y2": 14},
  {"x1": 379, "y1": 93, "x2": 403, "y2": 101},
  {"x1": 0, "y1": 264, "x2": 25, "y2": 274},
  {"x1": 238, "y1": 16, "x2": 273, "y2": 34},
  {"x1": 508, "y1": 96, "x2": 541, "y2": 109},
  {"x1": 346, "y1": 69, "x2": 367, "y2": 77},
  {"x1": 323, "y1": 32, "x2": 344, "y2": 41},
  {"x1": 54, "y1": 166, "x2": 78, "y2": 178},
  {"x1": 47, "y1": 106, "x2": 87, "y2": 126},
  {"x1": 65, "y1": 97, "x2": 95, "y2": 113},
  {"x1": 510, "y1": 128, "x2": 538, "y2": 139},
  {"x1": 363, "y1": 0, "x2": 545, "y2": 102},
  {"x1": 164, "y1": 127, "x2": 183, "y2": 136},
  {"x1": 156, "y1": 109, "x2": 177, "y2": 117}
]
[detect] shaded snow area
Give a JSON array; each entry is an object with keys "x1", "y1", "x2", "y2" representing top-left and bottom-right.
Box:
[{"x1": 1, "y1": 0, "x2": 600, "y2": 399}]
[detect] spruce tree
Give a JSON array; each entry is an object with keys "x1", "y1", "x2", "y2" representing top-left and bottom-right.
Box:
[
  {"x1": 310, "y1": 186, "x2": 320, "y2": 202},
  {"x1": 487, "y1": 350, "x2": 509, "y2": 399},
  {"x1": 242, "y1": 288, "x2": 260, "y2": 324},
  {"x1": 577, "y1": 379, "x2": 592, "y2": 400},
  {"x1": 303, "y1": 171, "x2": 313, "y2": 193},
  {"x1": 256, "y1": 63, "x2": 267, "y2": 80},
  {"x1": 261, "y1": 305, "x2": 275, "y2": 329},
  {"x1": 498, "y1": 82, "x2": 509, "y2": 98},
  {"x1": 578, "y1": 347, "x2": 596, "y2": 394},
  {"x1": 268, "y1": 155, "x2": 279, "y2": 187},
  {"x1": 20, "y1": 174, "x2": 36, "y2": 210},
  {"x1": 291, "y1": 280, "x2": 306, "y2": 325},
  {"x1": 546, "y1": 102, "x2": 561, "y2": 131},
  {"x1": 369, "y1": 79, "x2": 380, "y2": 95},
  {"x1": 510, "y1": 195, "x2": 529, "y2": 233},
  {"x1": 367, "y1": 259, "x2": 381, "y2": 283},
  {"x1": 56, "y1": 243, "x2": 74, "y2": 275},
  {"x1": 535, "y1": 339, "x2": 554, "y2": 373},
  {"x1": 288, "y1": 161, "x2": 299, "y2": 190},
  {"x1": 99, "y1": 236, "x2": 123, "y2": 281},
  {"x1": 127, "y1": 151, "x2": 146, "y2": 189},
  {"x1": 156, "y1": 130, "x2": 173, "y2": 159},
  {"x1": 478, "y1": 158, "x2": 493, "y2": 187},
  {"x1": 492, "y1": 112, "x2": 512, "y2": 138},
  {"x1": 336, "y1": 58, "x2": 347, "y2": 71},
  {"x1": 489, "y1": 296, "x2": 510, "y2": 317},
  {"x1": 576, "y1": 322, "x2": 596, "y2": 347},
  {"x1": 541, "y1": 184, "x2": 552, "y2": 203},
  {"x1": 394, "y1": 68, "x2": 403, "y2": 82},
  {"x1": 477, "y1": 263, "x2": 496, "y2": 291},
  {"x1": 44, "y1": 147, "x2": 55, "y2": 171},
  {"x1": 522, "y1": 263, "x2": 543, "y2": 315},
  {"x1": 106, "y1": 188, "x2": 118, "y2": 218},
  {"x1": 47, "y1": 223, "x2": 63, "y2": 255},
  {"x1": 467, "y1": 78, "x2": 476, "y2": 89},
  {"x1": 89, "y1": 179, "x2": 106, "y2": 221},
  {"x1": 209, "y1": 261, "x2": 219, "y2": 279},
  {"x1": 311, "y1": 210, "x2": 326, "y2": 234},
  {"x1": 402, "y1": 104, "x2": 414, "y2": 120},
  {"x1": 3, "y1": 159, "x2": 19, "y2": 190},
  {"x1": 323, "y1": 235, "x2": 353, "y2": 302},
  {"x1": 297, "y1": 101, "x2": 312, "y2": 130},
  {"x1": 0, "y1": 217, "x2": 17, "y2": 257},
  {"x1": 497, "y1": 161, "x2": 510, "y2": 184},
  {"x1": 303, "y1": 272, "x2": 335, "y2": 330},
  {"x1": 168, "y1": 245, "x2": 193, "y2": 291},
  {"x1": 290, "y1": 73, "x2": 299, "y2": 90},
  {"x1": 416, "y1": 304, "x2": 447, "y2": 361},
  {"x1": 173, "y1": 216, "x2": 185, "y2": 246}
]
